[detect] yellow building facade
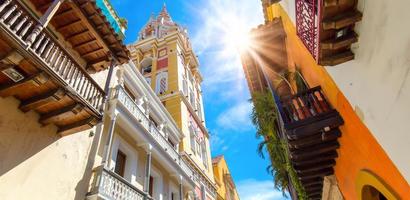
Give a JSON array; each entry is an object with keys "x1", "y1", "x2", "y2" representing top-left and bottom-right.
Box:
[
  {"x1": 128, "y1": 5, "x2": 217, "y2": 200},
  {"x1": 212, "y1": 156, "x2": 240, "y2": 200},
  {"x1": 241, "y1": 0, "x2": 410, "y2": 199}
]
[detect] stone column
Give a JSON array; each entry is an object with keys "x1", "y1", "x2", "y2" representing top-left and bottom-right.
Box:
[
  {"x1": 143, "y1": 144, "x2": 153, "y2": 194},
  {"x1": 178, "y1": 175, "x2": 184, "y2": 200},
  {"x1": 26, "y1": 0, "x2": 65, "y2": 46},
  {"x1": 101, "y1": 111, "x2": 118, "y2": 168}
]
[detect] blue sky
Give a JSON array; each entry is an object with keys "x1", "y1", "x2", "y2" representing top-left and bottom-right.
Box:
[{"x1": 112, "y1": 1, "x2": 286, "y2": 199}]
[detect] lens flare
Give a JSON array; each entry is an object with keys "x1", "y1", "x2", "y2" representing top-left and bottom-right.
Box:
[{"x1": 222, "y1": 20, "x2": 252, "y2": 52}]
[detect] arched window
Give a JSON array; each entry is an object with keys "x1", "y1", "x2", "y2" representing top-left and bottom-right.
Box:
[
  {"x1": 155, "y1": 71, "x2": 168, "y2": 94},
  {"x1": 140, "y1": 57, "x2": 153, "y2": 75}
]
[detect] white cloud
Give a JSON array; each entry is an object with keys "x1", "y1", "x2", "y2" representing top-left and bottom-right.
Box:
[
  {"x1": 210, "y1": 130, "x2": 225, "y2": 150},
  {"x1": 216, "y1": 101, "x2": 253, "y2": 132},
  {"x1": 237, "y1": 179, "x2": 287, "y2": 200}
]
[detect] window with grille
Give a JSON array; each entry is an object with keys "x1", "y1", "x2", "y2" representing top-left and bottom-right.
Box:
[
  {"x1": 196, "y1": 139, "x2": 201, "y2": 157},
  {"x1": 189, "y1": 124, "x2": 196, "y2": 153},
  {"x1": 183, "y1": 78, "x2": 188, "y2": 96},
  {"x1": 189, "y1": 89, "x2": 195, "y2": 107},
  {"x1": 197, "y1": 102, "x2": 202, "y2": 120},
  {"x1": 155, "y1": 72, "x2": 168, "y2": 94},
  {"x1": 201, "y1": 141, "x2": 208, "y2": 169},
  {"x1": 159, "y1": 77, "x2": 167, "y2": 94},
  {"x1": 201, "y1": 185, "x2": 206, "y2": 200}
]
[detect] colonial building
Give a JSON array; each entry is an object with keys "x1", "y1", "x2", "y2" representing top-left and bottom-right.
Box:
[
  {"x1": 128, "y1": 5, "x2": 217, "y2": 200},
  {"x1": 86, "y1": 60, "x2": 197, "y2": 200},
  {"x1": 0, "y1": 0, "x2": 128, "y2": 199},
  {"x1": 212, "y1": 156, "x2": 240, "y2": 200},
  {"x1": 241, "y1": 0, "x2": 410, "y2": 199}
]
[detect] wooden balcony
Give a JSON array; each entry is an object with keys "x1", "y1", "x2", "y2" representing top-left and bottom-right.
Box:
[
  {"x1": 278, "y1": 86, "x2": 343, "y2": 199},
  {"x1": 296, "y1": 0, "x2": 362, "y2": 66},
  {"x1": 0, "y1": 0, "x2": 117, "y2": 135},
  {"x1": 31, "y1": 0, "x2": 129, "y2": 71}
]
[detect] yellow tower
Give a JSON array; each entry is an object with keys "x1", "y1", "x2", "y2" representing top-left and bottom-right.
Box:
[{"x1": 128, "y1": 5, "x2": 217, "y2": 200}]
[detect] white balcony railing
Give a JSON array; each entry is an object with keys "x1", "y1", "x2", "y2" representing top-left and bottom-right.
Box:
[
  {"x1": 114, "y1": 86, "x2": 194, "y2": 179},
  {"x1": 88, "y1": 166, "x2": 150, "y2": 200},
  {"x1": 0, "y1": 0, "x2": 105, "y2": 115}
]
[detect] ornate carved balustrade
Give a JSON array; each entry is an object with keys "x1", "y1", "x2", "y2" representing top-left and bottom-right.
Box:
[
  {"x1": 296, "y1": 0, "x2": 319, "y2": 60},
  {"x1": 280, "y1": 86, "x2": 336, "y2": 134},
  {"x1": 295, "y1": 0, "x2": 362, "y2": 66},
  {"x1": 114, "y1": 86, "x2": 194, "y2": 179},
  {"x1": 88, "y1": 166, "x2": 150, "y2": 200}
]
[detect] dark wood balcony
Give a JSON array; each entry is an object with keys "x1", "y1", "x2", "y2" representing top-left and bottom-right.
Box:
[
  {"x1": 278, "y1": 86, "x2": 343, "y2": 199},
  {"x1": 31, "y1": 0, "x2": 129, "y2": 71},
  {"x1": 0, "y1": 0, "x2": 128, "y2": 135},
  {"x1": 296, "y1": 0, "x2": 362, "y2": 66}
]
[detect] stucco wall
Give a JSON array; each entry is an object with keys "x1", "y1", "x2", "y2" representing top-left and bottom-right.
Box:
[
  {"x1": 0, "y1": 97, "x2": 99, "y2": 200},
  {"x1": 325, "y1": 0, "x2": 410, "y2": 183}
]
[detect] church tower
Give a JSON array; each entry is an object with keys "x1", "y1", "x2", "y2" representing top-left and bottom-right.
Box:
[{"x1": 128, "y1": 5, "x2": 217, "y2": 200}]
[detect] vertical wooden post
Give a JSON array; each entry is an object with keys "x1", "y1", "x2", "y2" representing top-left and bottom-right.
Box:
[{"x1": 26, "y1": 0, "x2": 65, "y2": 46}]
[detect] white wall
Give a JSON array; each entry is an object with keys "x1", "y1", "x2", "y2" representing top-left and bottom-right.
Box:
[
  {"x1": 110, "y1": 134, "x2": 140, "y2": 186},
  {"x1": 325, "y1": 0, "x2": 410, "y2": 183},
  {"x1": 280, "y1": 0, "x2": 296, "y2": 24}
]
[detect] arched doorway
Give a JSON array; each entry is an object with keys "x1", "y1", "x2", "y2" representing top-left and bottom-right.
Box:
[
  {"x1": 356, "y1": 170, "x2": 399, "y2": 200},
  {"x1": 362, "y1": 185, "x2": 388, "y2": 200}
]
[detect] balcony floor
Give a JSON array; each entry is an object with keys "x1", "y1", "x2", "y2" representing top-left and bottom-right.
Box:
[{"x1": 0, "y1": 29, "x2": 99, "y2": 136}]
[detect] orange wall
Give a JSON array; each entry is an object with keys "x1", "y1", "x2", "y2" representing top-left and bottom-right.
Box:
[{"x1": 269, "y1": 4, "x2": 410, "y2": 199}]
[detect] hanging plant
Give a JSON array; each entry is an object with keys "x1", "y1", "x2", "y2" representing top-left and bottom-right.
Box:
[{"x1": 250, "y1": 90, "x2": 307, "y2": 199}]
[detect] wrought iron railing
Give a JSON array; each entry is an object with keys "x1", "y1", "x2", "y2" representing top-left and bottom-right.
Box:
[
  {"x1": 296, "y1": 0, "x2": 322, "y2": 61},
  {"x1": 279, "y1": 86, "x2": 332, "y2": 127},
  {"x1": 115, "y1": 86, "x2": 194, "y2": 178},
  {"x1": 0, "y1": 0, "x2": 105, "y2": 115},
  {"x1": 88, "y1": 166, "x2": 149, "y2": 200}
]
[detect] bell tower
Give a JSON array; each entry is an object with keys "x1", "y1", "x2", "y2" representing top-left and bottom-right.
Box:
[{"x1": 128, "y1": 5, "x2": 217, "y2": 200}]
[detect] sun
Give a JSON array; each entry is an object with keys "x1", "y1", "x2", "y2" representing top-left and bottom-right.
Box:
[{"x1": 222, "y1": 20, "x2": 252, "y2": 53}]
